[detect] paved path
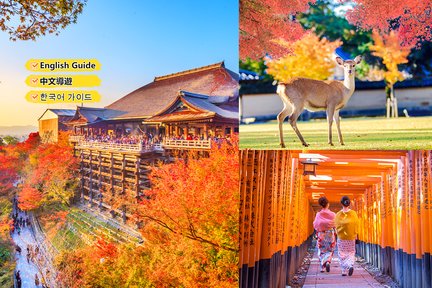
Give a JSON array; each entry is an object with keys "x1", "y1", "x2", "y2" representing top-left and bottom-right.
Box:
[
  {"x1": 12, "y1": 212, "x2": 43, "y2": 288},
  {"x1": 303, "y1": 249, "x2": 384, "y2": 288}
]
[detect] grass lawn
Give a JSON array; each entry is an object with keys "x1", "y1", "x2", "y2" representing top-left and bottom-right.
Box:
[{"x1": 240, "y1": 116, "x2": 432, "y2": 150}]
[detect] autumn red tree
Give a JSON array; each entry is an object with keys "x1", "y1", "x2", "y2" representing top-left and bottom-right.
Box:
[
  {"x1": 0, "y1": 154, "x2": 18, "y2": 196},
  {"x1": 24, "y1": 142, "x2": 78, "y2": 207},
  {"x1": 18, "y1": 186, "x2": 43, "y2": 211},
  {"x1": 56, "y1": 240, "x2": 152, "y2": 287},
  {"x1": 134, "y1": 140, "x2": 239, "y2": 287},
  {"x1": 240, "y1": 0, "x2": 313, "y2": 59},
  {"x1": 345, "y1": 0, "x2": 432, "y2": 47},
  {"x1": 241, "y1": 0, "x2": 430, "y2": 59}
]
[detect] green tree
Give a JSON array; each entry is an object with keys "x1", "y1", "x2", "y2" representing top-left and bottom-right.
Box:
[
  {"x1": 2, "y1": 136, "x2": 18, "y2": 145},
  {"x1": 297, "y1": 0, "x2": 373, "y2": 57},
  {"x1": 239, "y1": 58, "x2": 272, "y2": 81},
  {"x1": 0, "y1": 0, "x2": 87, "y2": 41}
]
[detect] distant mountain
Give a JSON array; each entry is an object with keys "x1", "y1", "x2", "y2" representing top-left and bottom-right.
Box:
[{"x1": 0, "y1": 125, "x2": 38, "y2": 139}]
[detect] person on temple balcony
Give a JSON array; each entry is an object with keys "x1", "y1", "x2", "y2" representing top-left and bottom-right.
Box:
[{"x1": 313, "y1": 196, "x2": 336, "y2": 273}]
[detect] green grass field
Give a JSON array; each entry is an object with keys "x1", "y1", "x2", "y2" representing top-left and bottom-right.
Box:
[{"x1": 240, "y1": 116, "x2": 432, "y2": 150}]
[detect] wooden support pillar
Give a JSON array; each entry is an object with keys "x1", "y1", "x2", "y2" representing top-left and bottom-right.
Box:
[
  {"x1": 135, "y1": 156, "x2": 140, "y2": 197},
  {"x1": 110, "y1": 152, "x2": 114, "y2": 195},
  {"x1": 80, "y1": 151, "x2": 84, "y2": 201},
  {"x1": 89, "y1": 150, "x2": 93, "y2": 206},
  {"x1": 204, "y1": 124, "x2": 208, "y2": 140},
  {"x1": 98, "y1": 151, "x2": 103, "y2": 209},
  {"x1": 122, "y1": 154, "x2": 126, "y2": 194}
]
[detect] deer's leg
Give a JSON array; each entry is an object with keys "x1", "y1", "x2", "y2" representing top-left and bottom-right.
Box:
[
  {"x1": 289, "y1": 107, "x2": 309, "y2": 147},
  {"x1": 326, "y1": 105, "x2": 336, "y2": 146},
  {"x1": 277, "y1": 107, "x2": 291, "y2": 148},
  {"x1": 334, "y1": 110, "x2": 344, "y2": 145}
]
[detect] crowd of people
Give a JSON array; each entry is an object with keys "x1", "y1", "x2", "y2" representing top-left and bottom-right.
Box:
[
  {"x1": 76, "y1": 132, "x2": 234, "y2": 147},
  {"x1": 12, "y1": 197, "x2": 48, "y2": 288},
  {"x1": 313, "y1": 195, "x2": 359, "y2": 276},
  {"x1": 11, "y1": 209, "x2": 30, "y2": 235},
  {"x1": 82, "y1": 132, "x2": 162, "y2": 146}
]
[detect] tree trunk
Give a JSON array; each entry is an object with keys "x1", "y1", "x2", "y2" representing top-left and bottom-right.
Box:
[
  {"x1": 391, "y1": 85, "x2": 398, "y2": 118},
  {"x1": 386, "y1": 98, "x2": 391, "y2": 118},
  {"x1": 385, "y1": 85, "x2": 391, "y2": 118}
]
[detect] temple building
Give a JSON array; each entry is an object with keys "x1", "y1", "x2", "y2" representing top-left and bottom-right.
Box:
[
  {"x1": 38, "y1": 109, "x2": 75, "y2": 143},
  {"x1": 37, "y1": 62, "x2": 239, "y2": 219},
  {"x1": 67, "y1": 61, "x2": 239, "y2": 151}
]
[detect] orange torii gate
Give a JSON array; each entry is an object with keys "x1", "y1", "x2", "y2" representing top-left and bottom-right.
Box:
[{"x1": 239, "y1": 150, "x2": 432, "y2": 288}]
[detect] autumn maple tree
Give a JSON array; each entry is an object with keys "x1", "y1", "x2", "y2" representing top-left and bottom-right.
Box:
[
  {"x1": 345, "y1": 0, "x2": 432, "y2": 47},
  {"x1": 19, "y1": 132, "x2": 78, "y2": 208},
  {"x1": 56, "y1": 241, "x2": 152, "y2": 288},
  {"x1": 18, "y1": 186, "x2": 43, "y2": 211},
  {"x1": 241, "y1": 0, "x2": 430, "y2": 59},
  {"x1": 266, "y1": 33, "x2": 342, "y2": 82},
  {"x1": 0, "y1": 0, "x2": 87, "y2": 41},
  {"x1": 240, "y1": 0, "x2": 313, "y2": 59},
  {"x1": 135, "y1": 139, "x2": 239, "y2": 287},
  {"x1": 369, "y1": 30, "x2": 412, "y2": 118}
]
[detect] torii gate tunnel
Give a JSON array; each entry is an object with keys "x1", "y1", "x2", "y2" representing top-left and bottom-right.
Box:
[{"x1": 240, "y1": 150, "x2": 432, "y2": 288}]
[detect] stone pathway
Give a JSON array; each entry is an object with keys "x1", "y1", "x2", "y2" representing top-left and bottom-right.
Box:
[
  {"x1": 302, "y1": 249, "x2": 384, "y2": 288},
  {"x1": 12, "y1": 212, "x2": 44, "y2": 287}
]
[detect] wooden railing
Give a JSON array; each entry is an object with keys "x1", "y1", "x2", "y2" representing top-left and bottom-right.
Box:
[
  {"x1": 72, "y1": 138, "x2": 211, "y2": 151},
  {"x1": 69, "y1": 135, "x2": 85, "y2": 142},
  {"x1": 163, "y1": 139, "x2": 212, "y2": 149},
  {"x1": 76, "y1": 140, "x2": 157, "y2": 153}
]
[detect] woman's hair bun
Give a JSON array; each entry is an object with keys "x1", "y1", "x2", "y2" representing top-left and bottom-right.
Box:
[
  {"x1": 318, "y1": 196, "x2": 328, "y2": 208},
  {"x1": 341, "y1": 196, "x2": 350, "y2": 207}
]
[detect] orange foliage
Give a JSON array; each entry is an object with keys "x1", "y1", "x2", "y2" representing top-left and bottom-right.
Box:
[
  {"x1": 56, "y1": 140, "x2": 239, "y2": 287},
  {"x1": 0, "y1": 154, "x2": 18, "y2": 196},
  {"x1": 24, "y1": 141, "x2": 78, "y2": 206},
  {"x1": 240, "y1": 0, "x2": 313, "y2": 59},
  {"x1": 369, "y1": 30, "x2": 412, "y2": 86},
  {"x1": 136, "y1": 139, "x2": 239, "y2": 287},
  {"x1": 240, "y1": 0, "x2": 430, "y2": 59},
  {"x1": 56, "y1": 241, "x2": 152, "y2": 288},
  {"x1": 266, "y1": 33, "x2": 342, "y2": 82},
  {"x1": 93, "y1": 238, "x2": 118, "y2": 262},
  {"x1": 0, "y1": 218, "x2": 14, "y2": 235},
  {"x1": 345, "y1": 0, "x2": 432, "y2": 47},
  {"x1": 18, "y1": 186, "x2": 43, "y2": 211},
  {"x1": 40, "y1": 210, "x2": 69, "y2": 231}
]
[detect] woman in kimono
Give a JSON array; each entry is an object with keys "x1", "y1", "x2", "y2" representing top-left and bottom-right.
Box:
[
  {"x1": 335, "y1": 196, "x2": 359, "y2": 276},
  {"x1": 313, "y1": 196, "x2": 336, "y2": 272}
]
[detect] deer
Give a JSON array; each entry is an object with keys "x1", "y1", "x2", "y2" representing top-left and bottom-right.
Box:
[{"x1": 276, "y1": 55, "x2": 362, "y2": 148}]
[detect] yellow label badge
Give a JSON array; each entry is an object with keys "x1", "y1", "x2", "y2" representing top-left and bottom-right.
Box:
[
  {"x1": 25, "y1": 59, "x2": 101, "y2": 72},
  {"x1": 25, "y1": 75, "x2": 101, "y2": 87},
  {"x1": 26, "y1": 91, "x2": 101, "y2": 103}
]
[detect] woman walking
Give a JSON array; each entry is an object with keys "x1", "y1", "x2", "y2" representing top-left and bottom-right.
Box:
[
  {"x1": 335, "y1": 196, "x2": 359, "y2": 276},
  {"x1": 313, "y1": 196, "x2": 336, "y2": 273}
]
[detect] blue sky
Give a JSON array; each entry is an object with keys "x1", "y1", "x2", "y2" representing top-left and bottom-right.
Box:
[{"x1": 0, "y1": 0, "x2": 238, "y2": 126}]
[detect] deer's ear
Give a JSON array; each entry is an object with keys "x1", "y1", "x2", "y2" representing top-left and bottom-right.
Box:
[
  {"x1": 354, "y1": 55, "x2": 362, "y2": 64},
  {"x1": 335, "y1": 57, "x2": 344, "y2": 66}
]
